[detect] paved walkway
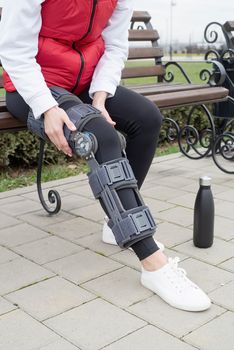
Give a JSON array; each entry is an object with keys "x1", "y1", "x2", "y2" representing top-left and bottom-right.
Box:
[{"x1": 0, "y1": 153, "x2": 233, "y2": 350}]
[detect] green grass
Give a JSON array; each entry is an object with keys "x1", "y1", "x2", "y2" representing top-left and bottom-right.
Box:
[
  {"x1": 0, "y1": 160, "x2": 89, "y2": 192},
  {"x1": 0, "y1": 143, "x2": 179, "y2": 192},
  {"x1": 123, "y1": 60, "x2": 209, "y2": 86}
]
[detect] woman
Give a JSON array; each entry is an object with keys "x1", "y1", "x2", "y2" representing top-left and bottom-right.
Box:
[{"x1": 0, "y1": 0, "x2": 211, "y2": 312}]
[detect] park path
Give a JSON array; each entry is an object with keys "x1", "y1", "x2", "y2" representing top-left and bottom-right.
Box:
[{"x1": 0, "y1": 153, "x2": 233, "y2": 350}]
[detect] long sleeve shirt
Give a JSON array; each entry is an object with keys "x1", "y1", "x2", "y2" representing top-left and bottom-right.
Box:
[{"x1": 0, "y1": 0, "x2": 133, "y2": 118}]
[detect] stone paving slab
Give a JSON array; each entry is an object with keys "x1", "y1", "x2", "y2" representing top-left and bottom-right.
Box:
[
  {"x1": 179, "y1": 258, "x2": 234, "y2": 293},
  {"x1": 155, "y1": 221, "x2": 192, "y2": 248},
  {"x1": 44, "y1": 249, "x2": 123, "y2": 285},
  {"x1": 0, "y1": 246, "x2": 18, "y2": 264},
  {"x1": 208, "y1": 280, "x2": 234, "y2": 311},
  {"x1": 128, "y1": 295, "x2": 225, "y2": 338},
  {"x1": 18, "y1": 210, "x2": 76, "y2": 229},
  {"x1": 0, "y1": 309, "x2": 59, "y2": 350},
  {"x1": 38, "y1": 339, "x2": 80, "y2": 350},
  {"x1": 157, "y1": 206, "x2": 194, "y2": 227},
  {"x1": 0, "y1": 297, "x2": 17, "y2": 316},
  {"x1": 44, "y1": 298, "x2": 146, "y2": 350},
  {"x1": 0, "y1": 198, "x2": 42, "y2": 216},
  {"x1": 0, "y1": 223, "x2": 49, "y2": 247},
  {"x1": 218, "y1": 257, "x2": 234, "y2": 273},
  {"x1": 0, "y1": 154, "x2": 234, "y2": 349},
  {"x1": 141, "y1": 185, "x2": 188, "y2": 201},
  {"x1": 71, "y1": 202, "x2": 106, "y2": 223},
  {"x1": 46, "y1": 216, "x2": 102, "y2": 241},
  {"x1": 12, "y1": 236, "x2": 83, "y2": 265},
  {"x1": 5, "y1": 276, "x2": 96, "y2": 321},
  {"x1": 75, "y1": 232, "x2": 122, "y2": 256},
  {"x1": 0, "y1": 212, "x2": 21, "y2": 229},
  {"x1": 183, "y1": 311, "x2": 234, "y2": 350},
  {"x1": 215, "y1": 199, "x2": 234, "y2": 220},
  {"x1": 81, "y1": 266, "x2": 152, "y2": 308},
  {"x1": 0, "y1": 257, "x2": 54, "y2": 295},
  {"x1": 102, "y1": 325, "x2": 197, "y2": 350},
  {"x1": 174, "y1": 238, "x2": 234, "y2": 265}
]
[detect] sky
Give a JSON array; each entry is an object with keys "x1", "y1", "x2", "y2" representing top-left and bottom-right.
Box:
[
  {"x1": 134, "y1": 0, "x2": 234, "y2": 45},
  {"x1": 0, "y1": 0, "x2": 233, "y2": 45}
]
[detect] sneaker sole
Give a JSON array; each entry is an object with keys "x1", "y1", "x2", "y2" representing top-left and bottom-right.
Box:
[{"x1": 141, "y1": 278, "x2": 211, "y2": 312}]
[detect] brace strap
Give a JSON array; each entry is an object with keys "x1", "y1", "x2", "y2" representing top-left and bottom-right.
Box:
[
  {"x1": 109, "y1": 205, "x2": 156, "y2": 248},
  {"x1": 88, "y1": 158, "x2": 137, "y2": 198}
]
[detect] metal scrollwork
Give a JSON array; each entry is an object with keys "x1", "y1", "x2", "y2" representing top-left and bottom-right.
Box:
[
  {"x1": 163, "y1": 118, "x2": 180, "y2": 142},
  {"x1": 199, "y1": 69, "x2": 212, "y2": 84},
  {"x1": 164, "y1": 61, "x2": 192, "y2": 83},
  {"x1": 177, "y1": 105, "x2": 215, "y2": 160},
  {"x1": 204, "y1": 22, "x2": 223, "y2": 44},
  {"x1": 205, "y1": 60, "x2": 227, "y2": 86},
  {"x1": 212, "y1": 133, "x2": 234, "y2": 173},
  {"x1": 37, "y1": 140, "x2": 62, "y2": 215},
  {"x1": 204, "y1": 49, "x2": 221, "y2": 61}
]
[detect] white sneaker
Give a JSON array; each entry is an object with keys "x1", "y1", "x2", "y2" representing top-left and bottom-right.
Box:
[
  {"x1": 102, "y1": 216, "x2": 165, "y2": 251},
  {"x1": 141, "y1": 257, "x2": 211, "y2": 312}
]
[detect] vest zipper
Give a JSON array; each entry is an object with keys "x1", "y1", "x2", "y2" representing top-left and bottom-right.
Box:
[
  {"x1": 71, "y1": 45, "x2": 85, "y2": 93},
  {"x1": 80, "y1": 0, "x2": 98, "y2": 41},
  {"x1": 71, "y1": 0, "x2": 97, "y2": 92}
]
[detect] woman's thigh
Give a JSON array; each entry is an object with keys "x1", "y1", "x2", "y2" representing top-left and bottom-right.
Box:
[
  {"x1": 78, "y1": 85, "x2": 163, "y2": 135},
  {"x1": 6, "y1": 91, "x2": 30, "y2": 122}
]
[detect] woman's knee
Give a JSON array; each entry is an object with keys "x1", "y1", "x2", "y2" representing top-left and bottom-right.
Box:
[
  {"x1": 141, "y1": 100, "x2": 163, "y2": 132},
  {"x1": 84, "y1": 117, "x2": 122, "y2": 162}
]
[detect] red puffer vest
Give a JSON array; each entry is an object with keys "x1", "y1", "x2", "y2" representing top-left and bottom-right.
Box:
[{"x1": 3, "y1": 0, "x2": 117, "y2": 95}]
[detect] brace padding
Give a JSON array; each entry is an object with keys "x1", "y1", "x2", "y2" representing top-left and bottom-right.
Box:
[
  {"x1": 88, "y1": 158, "x2": 137, "y2": 198},
  {"x1": 109, "y1": 205, "x2": 156, "y2": 248},
  {"x1": 87, "y1": 157, "x2": 156, "y2": 248}
]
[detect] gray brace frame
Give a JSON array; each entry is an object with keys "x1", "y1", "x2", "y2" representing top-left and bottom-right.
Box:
[{"x1": 27, "y1": 86, "x2": 156, "y2": 247}]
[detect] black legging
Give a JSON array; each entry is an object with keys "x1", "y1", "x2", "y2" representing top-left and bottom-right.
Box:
[{"x1": 6, "y1": 85, "x2": 163, "y2": 261}]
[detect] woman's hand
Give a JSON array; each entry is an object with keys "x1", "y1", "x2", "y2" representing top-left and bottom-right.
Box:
[
  {"x1": 92, "y1": 91, "x2": 116, "y2": 126},
  {"x1": 44, "y1": 105, "x2": 76, "y2": 156}
]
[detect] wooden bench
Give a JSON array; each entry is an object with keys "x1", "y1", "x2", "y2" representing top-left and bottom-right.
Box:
[{"x1": 0, "y1": 10, "x2": 231, "y2": 212}]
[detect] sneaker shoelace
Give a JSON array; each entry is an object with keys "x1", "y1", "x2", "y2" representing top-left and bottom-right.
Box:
[{"x1": 167, "y1": 257, "x2": 199, "y2": 291}]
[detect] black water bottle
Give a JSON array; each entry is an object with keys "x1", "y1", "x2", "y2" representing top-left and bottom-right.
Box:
[{"x1": 193, "y1": 176, "x2": 214, "y2": 248}]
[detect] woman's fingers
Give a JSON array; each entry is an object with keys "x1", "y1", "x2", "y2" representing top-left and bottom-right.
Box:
[
  {"x1": 92, "y1": 102, "x2": 116, "y2": 126},
  {"x1": 44, "y1": 106, "x2": 75, "y2": 156}
]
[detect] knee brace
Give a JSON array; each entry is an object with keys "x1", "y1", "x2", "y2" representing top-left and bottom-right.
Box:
[
  {"x1": 27, "y1": 86, "x2": 156, "y2": 248},
  {"x1": 87, "y1": 156, "x2": 156, "y2": 248}
]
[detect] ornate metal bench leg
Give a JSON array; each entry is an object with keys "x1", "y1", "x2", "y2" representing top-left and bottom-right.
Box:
[
  {"x1": 162, "y1": 117, "x2": 180, "y2": 143},
  {"x1": 178, "y1": 104, "x2": 216, "y2": 159},
  {"x1": 37, "y1": 139, "x2": 61, "y2": 215},
  {"x1": 212, "y1": 133, "x2": 234, "y2": 174}
]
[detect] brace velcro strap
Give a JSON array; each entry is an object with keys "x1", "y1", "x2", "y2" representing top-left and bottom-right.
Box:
[
  {"x1": 109, "y1": 205, "x2": 156, "y2": 248},
  {"x1": 88, "y1": 158, "x2": 137, "y2": 198}
]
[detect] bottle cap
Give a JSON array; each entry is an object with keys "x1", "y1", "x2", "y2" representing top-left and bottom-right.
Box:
[{"x1": 199, "y1": 176, "x2": 212, "y2": 186}]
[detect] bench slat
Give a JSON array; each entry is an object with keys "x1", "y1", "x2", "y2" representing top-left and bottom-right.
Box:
[
  {"x1": 128, "y1": 47, "x2": 163, "y2": 59},
  {"x1": 0, "y1": 111, "x2": 26, "y2": 132},
  {"x1": 128, "y1": 29, "x2": 159, "y2": 41},
  {"x1": 131, "y1": 11, "x2": 151, "y2": 23},
  {"x1": 130, "y1": 83, "x2": 210, "y2": 96},
  {"x1": 147, "y1": 87, "x2": 228, "y2": 109},
  {"x1": 122, "y1": 65, "x2": 165, "y2": 79}
]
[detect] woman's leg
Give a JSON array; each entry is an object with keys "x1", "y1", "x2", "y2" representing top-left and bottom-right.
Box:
[
  {"x1": 6, "y1": 90, "x2": 210, "y2": 311},
  {"x1": 6, "y1": 91, "x2": 30, "y2": 122},
  {"x1": 78, "y1": 85, "x2": 163, "y2": 188},
  {"x1": 6, "y1": 90, "x2": 162, "y2": 263}
]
